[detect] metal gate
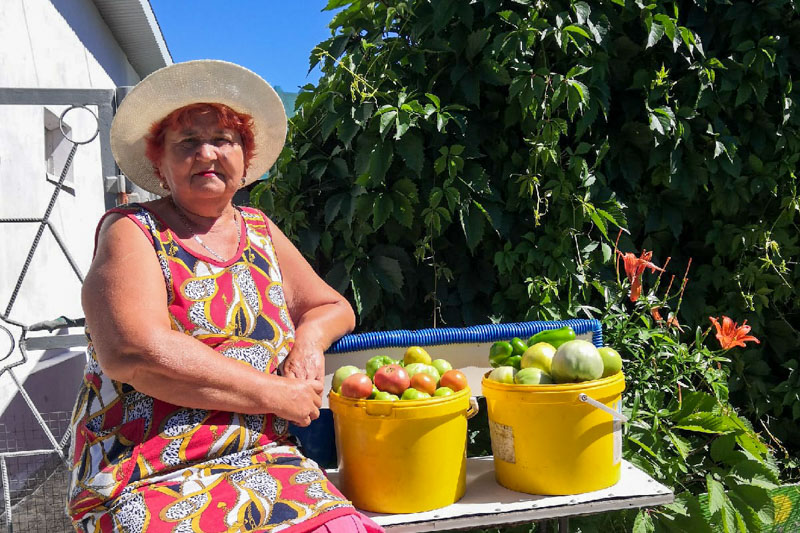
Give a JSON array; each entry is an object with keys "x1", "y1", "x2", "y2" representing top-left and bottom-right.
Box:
[{"x1": 0, "y1": 86, "x2": 136, "y2": 532}]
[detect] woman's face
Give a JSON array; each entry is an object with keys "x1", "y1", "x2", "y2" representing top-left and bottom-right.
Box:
[{"x1": 157, "y1": 110, "x2": 245, "y2": 203}]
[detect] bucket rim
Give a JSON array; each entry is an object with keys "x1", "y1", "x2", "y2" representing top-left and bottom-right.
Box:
[
  {"x1": 329, "y1": 386, "x2": 472, "y2": 410},
  {"x1": 481, "y1": 371, "x2": 624, "y2": 393}
]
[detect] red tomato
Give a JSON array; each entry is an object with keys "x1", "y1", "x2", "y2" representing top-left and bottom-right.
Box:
[
  {"x1": 373, "y1": 364, "x2": 411, "y2": 396},
  {"x1": 410, "y1": 372, "x2": 437, "y2": 395},
  {"x1": 439, "y1": 369, "x2": 468, "y2": 392},
  {"x1": 340, "y1": 373, "x2": 373, "y2": 399}
]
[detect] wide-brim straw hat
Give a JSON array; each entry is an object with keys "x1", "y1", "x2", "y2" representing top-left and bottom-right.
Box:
[{"x1": 110, "y1": 60, "x2": 287, "y2": 196}]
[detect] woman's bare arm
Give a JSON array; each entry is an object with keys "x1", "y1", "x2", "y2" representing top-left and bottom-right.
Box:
[
  {"x1": 83, "y1": 214, "x2": 322, "y2": 426},
  {"x1": 268, "y1": 220, "x2": 356, "y2": 382}
]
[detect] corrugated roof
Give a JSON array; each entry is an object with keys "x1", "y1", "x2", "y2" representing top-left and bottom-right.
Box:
[{"x1": 91, "y1": 0, "x2": 172, "y2": 77}]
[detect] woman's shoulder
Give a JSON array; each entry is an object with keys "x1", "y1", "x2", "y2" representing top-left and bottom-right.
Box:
[
  {"x1": 104, "y1": 201, "x2": 151, "y2": 219},
  {"x1": 106, "y1": 200, "x2": 168, "y2": 227},
  {"x1": 95, "y1": 201, "x2": 166, "y2": 247}
]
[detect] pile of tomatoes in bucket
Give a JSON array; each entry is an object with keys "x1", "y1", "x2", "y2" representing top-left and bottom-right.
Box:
[
  {"x1": 331, "y1": 346, "x2": 468, "y2": 400},
  {"x1": 485, "y1": 326, "x2": 623, "y2": 384}
]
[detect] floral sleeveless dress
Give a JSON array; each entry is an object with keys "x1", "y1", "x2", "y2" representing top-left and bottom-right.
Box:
[{"x1": 67, "y1": 204, "x2": 365, "y2": 533}]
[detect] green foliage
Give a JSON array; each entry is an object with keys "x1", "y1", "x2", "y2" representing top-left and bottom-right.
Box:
[
  {"x1": 463, "y1": 255, "x2": 778, "y2": 532},
  {"x1": 251, "y1": 0, "x2": 800, "y2": 491},
  {"x1": 593, "y1": 260, "x2": 778, "y2": 532}
]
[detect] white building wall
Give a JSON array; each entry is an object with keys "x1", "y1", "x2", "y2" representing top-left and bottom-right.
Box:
[{"x1": 0, "y1": 0, "x2": 142, "y2": 414}]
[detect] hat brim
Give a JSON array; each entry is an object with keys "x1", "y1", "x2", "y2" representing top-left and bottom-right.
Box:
[{"x1": 111, "y1": 60, "x2": 287, "y2": 196}]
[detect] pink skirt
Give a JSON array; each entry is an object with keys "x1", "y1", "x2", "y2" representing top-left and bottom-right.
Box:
[{"x1": 310, "y1": 513, "x2": 384, "y2": 533}]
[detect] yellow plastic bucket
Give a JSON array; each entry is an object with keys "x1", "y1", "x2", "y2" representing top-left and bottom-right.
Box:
[
  {"x1": 481, "y1": 372, "x2": 626, "y2": 495},
  {"x1": 329, "y1": 387, "x2": 477, "y2": 513}
]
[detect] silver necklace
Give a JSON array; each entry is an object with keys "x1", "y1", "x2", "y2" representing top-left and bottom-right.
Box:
[{"x1": 170, "y1": 197, "x2": 241, "y2": 262}]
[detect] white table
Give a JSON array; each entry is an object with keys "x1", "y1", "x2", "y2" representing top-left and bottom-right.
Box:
[{"x1": 328, "y1": 457, "x2": 674, "y2": 532}]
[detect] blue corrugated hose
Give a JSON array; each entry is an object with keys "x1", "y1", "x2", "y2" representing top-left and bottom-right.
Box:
[{"x1": 326, "y1": 319, "x2": 603, "y2": 353}]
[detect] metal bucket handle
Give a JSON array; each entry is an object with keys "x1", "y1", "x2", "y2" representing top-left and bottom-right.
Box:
[{"x1": 578, "y1": 393, "x2": 628, "y2": 422}]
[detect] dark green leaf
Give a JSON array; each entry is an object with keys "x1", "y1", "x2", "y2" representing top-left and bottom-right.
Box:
[
  {"x1": 336, "y1": 117, "x2": 359, "y2": 147},
  {"x1": 368, "y1": 140, "x2": 394, "y2": 185},
  {"x1": 325, "y1": 262, "x2": 350, "y2": 295},
  {"x1": 351, "y1": 265, "x2": 380, "y2": 317},
  {"x1": 388, "y1": 178, "x2": 414, "y2": 200},
  {"x1": 466, "y1": 28, "x2": 492, "y2": 60},
  {"x1": 372, "y1": 255, "x2": 404, "y2": 294},
  {"x1": 321, "y1": 111, "x2": 340, "y2": 141},
  {"x1": 391, "y1": 192, "x2": 414, "y2": 228},
  {"x1": 460, "y1": 202, "x2": 485, "y2": 252},
  {"x1": 396, "y1": 132, "x2": 424, "y2": 174},
  {"x1": 379, "y1": 110, "x2": 398, "y2": 138},
  {"x1": 429, "y1": 187, "x2": 443, "y2": 208},
  {"x1": 373, "y1": 192, "x2": 394, "y2": 230},
  {"x1": 324, "y1": 193, "x2": 347, "y2": 226}
]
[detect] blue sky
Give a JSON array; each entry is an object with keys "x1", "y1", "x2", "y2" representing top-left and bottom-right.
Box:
[{"x1": 149, "y1": 1, "x2": 339, "y2": 92}]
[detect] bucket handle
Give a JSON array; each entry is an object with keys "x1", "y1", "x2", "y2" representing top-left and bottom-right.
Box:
[
  {"x1": 578, "y1": 393, "x2": 628, "y2": 423},
  {"x1": 467, "y1": 396, "x2": 480, "y2": 420}
]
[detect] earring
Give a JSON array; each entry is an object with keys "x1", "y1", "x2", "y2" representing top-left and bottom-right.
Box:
[
  {"x1": 240, "y1": 176, "x2": 246, "y2": 186},
  {"x1": 160, "y1": 182, "x2": 169, "y2": 191}
]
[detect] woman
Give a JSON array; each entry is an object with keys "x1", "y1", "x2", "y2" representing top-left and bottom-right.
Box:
[{"x1": 67, "y1": 60, "x2": 382, "y2": 533}]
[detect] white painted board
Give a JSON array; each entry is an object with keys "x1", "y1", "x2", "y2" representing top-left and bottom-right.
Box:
[{"x1": 327, "y1": 457, "x2": 673, "y2": 531}]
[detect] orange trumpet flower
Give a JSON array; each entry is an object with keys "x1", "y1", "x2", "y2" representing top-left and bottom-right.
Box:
[
  {"x1": 709, "y1": 316, "x2": 760, "y2": 350},
  {"x1": 618, "y1": 250, "x2": 664, "y2": 302}
]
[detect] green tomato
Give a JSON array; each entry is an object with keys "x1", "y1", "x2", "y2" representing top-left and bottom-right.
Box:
[
  {"x1": 514, "y1": 367, "x2": 554, "y2": 385},
  {"x1": 551, "y1": 340, "x2": 604, "y2": 383},
  {"x1": 598, "y1": 346, "x2": 623, "y2": 377},
  {"x1": 521, "y1": 342, "x2": 556, "y2": 373},
  {"x1": 373, "y1": 391, "x2": 400, "y2": 401},
  {"x1": 365, "y1": 355, "x2": 395, "y2": 379},
  {"x1": 401, "y1": 388, "x2": 432, "y2": 400},
  {"x1": 434, "y1": 386, "x2": 454, "y2": 397},
  {"x1": 404, "y1": 363, "x2": 440, "y2": 382},
  {"x1": 431, "y1": 358, "x2": 453, "y2": 377},
  {"x1": 489, "y1": 341, "x2": 513, "y2": 367},
  {"x1": 403, "y1": 346, "x2": 432, "y2": 366},
  {"x1": 488, "y1": 366, "x2": 518, "y2": 384},
  {"x1": 369, "y1": 384, "x2": 379, "y2": 399},
  {"x1": 332, "y1": 365, "x2": 361, "y2": 393}
]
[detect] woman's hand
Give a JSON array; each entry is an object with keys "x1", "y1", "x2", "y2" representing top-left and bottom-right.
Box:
[
  {"x1": 268, "y1": 219, "x2": 356, "y2": 382},
  {"x1": 277, "y1": 378, "x2": 324, "y2": 427},
  {"x1": 282, "y1": 344, "x2": 325, "y2": 382}
]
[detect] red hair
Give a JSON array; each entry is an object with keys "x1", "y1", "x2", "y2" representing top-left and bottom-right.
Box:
[{"x1": 145, "y1": 103, "x2": 257, "y2": 175}]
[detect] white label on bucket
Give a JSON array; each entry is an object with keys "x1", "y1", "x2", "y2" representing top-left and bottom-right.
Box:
[
  {"x1": 612, "y1": 398, "x2": 622, "y2": 465},
  {"x1": 489, "y1": 420, "x2": 516, "y2": 464}
]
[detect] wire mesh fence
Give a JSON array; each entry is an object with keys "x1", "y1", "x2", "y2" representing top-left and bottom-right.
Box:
[{"x1": 0, "y1": 410, "x2": 72, "y2": 533}]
